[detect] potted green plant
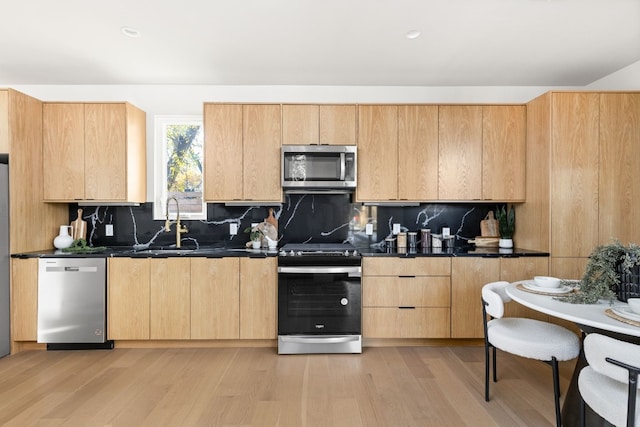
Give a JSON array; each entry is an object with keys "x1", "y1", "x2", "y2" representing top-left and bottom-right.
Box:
[
  {"x1": 495, "y1": 204, "x2": 515, "y2": 248},
  {"x1": 244, "y1": 226, "x2": 263, "y2": 249},
  {"x1": 559, "y1": 240, "x2": 640, "y2": 304}
]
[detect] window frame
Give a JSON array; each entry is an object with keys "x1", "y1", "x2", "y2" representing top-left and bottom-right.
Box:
[{"x1": 153, "y1": 115, "x2": 206, "y2": 221}]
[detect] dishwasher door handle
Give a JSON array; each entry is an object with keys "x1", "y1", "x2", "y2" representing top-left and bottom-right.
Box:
[{"x1": 45, "y1": 266, "x2": 99, "y2": 273}]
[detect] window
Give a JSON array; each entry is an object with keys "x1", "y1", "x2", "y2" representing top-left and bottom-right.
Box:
[{"x1": 153, "y1": 116, "x2": 205, "y2": 220}]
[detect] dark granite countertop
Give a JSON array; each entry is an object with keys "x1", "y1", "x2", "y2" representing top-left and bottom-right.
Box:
[
  {"x1": 356, "y1": 245, "x2": 549, "y2": 258},
  {"x1": 11, "y1": 245, "x2": 279, "y2": 259}
]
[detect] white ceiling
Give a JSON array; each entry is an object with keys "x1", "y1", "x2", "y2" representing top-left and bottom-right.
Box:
[{"x1": 1, "y1": 0, "x2": 639, "y2": 87}]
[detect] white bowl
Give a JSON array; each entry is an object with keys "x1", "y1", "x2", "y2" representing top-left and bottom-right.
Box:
[
  {"x1": 533, "y1": 276, "x2": 561, "y2": 288},
  {"x1": 627, "y1": 298, "x2": 640, "y2": 314}
]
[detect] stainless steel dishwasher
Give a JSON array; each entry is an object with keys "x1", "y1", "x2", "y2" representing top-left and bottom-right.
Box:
[{"x1": 37, "y1": 258, "x2": 113, "y2": 350}]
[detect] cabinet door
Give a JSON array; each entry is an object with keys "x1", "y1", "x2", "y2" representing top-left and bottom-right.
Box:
[
  {"x1": 11, "y1": 258, "x2": 38, "y2": 341},
  {"x1": 191, "y1": 258, "x2": 240, "y2": 339},
  {"x1": 451, "y1": 257, "x2": 500, "y2": 338},
  {"x1": 550, "y1": 93, "x2": 599, "y2": 257},
  {"x1": 482, "y1": 105, "x2": 526, "y2": 201},
  {"x1": 204, "y1": 104, "x2": 243, "y2": 201},
  {"x1": 42, "y1": 103, "x2": 85, "y2": 200},
  {"x1": 240, "y1": 257, "x2": 276, "y2": 339},
  {"x1": 398, "y1": 105, "x2": 438, "y2": 201},
  {"x1": 108, "y1": 258, "x2": 150, "y2": 340},
  {"x1": 599, "y1": 93, "x2": 640, "y2": 245},
  {"x1": 438, "y1": 106, "x2": 482, "y2": 200},
  {"x1": 320, "y1": 105, "x2": 356, "y2": 145},
  {"x1": 84, "y1": 104, "x2": 127, "y2": 201},
  {"x1": 150, "y1": 258, "x2": 190, "y2": 339},
  {"x1": 282, "y1": 104, "x2": 318, "y2": 145},
  {"x1": 242, "y1": 104, "x2": 282, "y2": 201},
  {"x1": 357, "y1": 105, "x2": 398, "y2": 201}
]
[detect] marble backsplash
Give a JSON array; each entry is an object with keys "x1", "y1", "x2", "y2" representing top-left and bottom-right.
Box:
[{"x1": 69, "y1": 195, "x2": 498, "y2": 250}]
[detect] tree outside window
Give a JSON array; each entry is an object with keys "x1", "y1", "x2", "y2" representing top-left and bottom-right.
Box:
[{"x1": 154, "y1": 116, "x2": 205, "y2": 220}]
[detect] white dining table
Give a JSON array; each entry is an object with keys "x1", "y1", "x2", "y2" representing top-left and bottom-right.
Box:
[
  {"x1": 506, "y1": 280, "x2": 640, "y2": 338},
  {"x1": 506, "y1": 280, "x2": 640, "y2": 427}
]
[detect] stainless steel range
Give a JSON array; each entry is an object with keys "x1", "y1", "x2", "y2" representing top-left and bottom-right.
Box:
[{"x1": 277, "y1": 243, "x2": 362, "y2": 354}]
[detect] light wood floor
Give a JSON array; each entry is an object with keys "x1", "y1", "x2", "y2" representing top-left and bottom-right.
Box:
[{"x1": 0, "y1": 345, "x2": 575, "y2": 426}]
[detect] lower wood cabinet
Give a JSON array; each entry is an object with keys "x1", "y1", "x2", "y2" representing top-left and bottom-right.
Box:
[
  {"x1": 451, "y1": 256, "x2": 550, "y2": 338},
  {"x1": 362, "y1": 257, "x2": 451, "y2": 338},
  {"x1": 108, "y1": 256, "x2": 276, "y2": 341},
  {"x1": 10, "y1": 258, "x2": 38, "y2": 342}
]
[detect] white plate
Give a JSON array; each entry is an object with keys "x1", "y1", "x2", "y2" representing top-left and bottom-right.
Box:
[
  {"x1": 611, "y1": 306, "x2": 640, "y2": 322},
  {"x1": 522, "y1": 281, "x2": 572, "y2": 294}
]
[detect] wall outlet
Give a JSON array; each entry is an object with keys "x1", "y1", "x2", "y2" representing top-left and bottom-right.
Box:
[
  {"x1": 229, "y1": 223, "x2": 238, "y2": 235},
  {"x1": 392, "y1": 223, "x2": 401, "y2": 234},
  {"x1": 442, "y1": 227, "x2": 451, "y2": 238},
  {"x1": 365, "y1": 223, "x2": 373, "y2": 236},
  {"x1": 105, "y1": 224, "x2": 114, "y2": 237}
]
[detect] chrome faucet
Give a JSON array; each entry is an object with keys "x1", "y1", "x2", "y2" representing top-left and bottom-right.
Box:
[{"x1": 165, "y1": 196, "x2": 188, "y2": 248}]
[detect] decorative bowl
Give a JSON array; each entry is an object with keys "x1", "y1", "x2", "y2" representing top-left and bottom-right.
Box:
[
  {"x1": 533, "y1": 276, "x2": 561, "y2": 288},
  {"x1": 627, "y1": 298, "x2": 640, "y2": 314}
]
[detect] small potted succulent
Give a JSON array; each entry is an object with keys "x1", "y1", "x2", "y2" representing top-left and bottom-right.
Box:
[
  {"x1": 244, "y1": 226, "x2": 263, "y2": 249},
  {"x1": 496, "y1": 204, "x2": 515, "y2": 249}
]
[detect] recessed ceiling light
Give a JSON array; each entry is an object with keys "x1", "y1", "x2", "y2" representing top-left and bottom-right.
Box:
[
  {"x1": 405, "y1": 30, "x2": 421, "y2": 40},
  {"x1": 120, "y1": 26, "x2": 141, "y2": 38}
]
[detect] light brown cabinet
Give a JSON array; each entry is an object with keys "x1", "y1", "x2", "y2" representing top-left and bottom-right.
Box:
[
  {"x1": 357, "y1": 105, "x2": 438, "y2": 202},
  {"x1": 150, "y1": 258, "x2": 191, "y2": 339},
  {"x1": 362, "y1": 257, "x2": 451, "y2": 338},
  {"x1": 482, "y1": 105, "x2": 526, "y2": 201},
  {"x1": 42, "y1": 102, "x2": 146, "y2": 203},
  {"x1": 450, "y1": 256, "x2": 550, "y2": 338},
  {"x1": 519, "y1": 92, "x2": 640, "y2": 277},
  {"x1": 240, "y1": 257, "x2": 277, "y2": 339},
  {"x1": 108, "y1": 257, "x2": 150, "y2": 340},
  {"x1": 282, "y1": 104, "x2": 357, "y2": 146},
  {"x1": 438, "y1": 106, "x2": 483, "y2": 200},
  {"x1": 191, "y1": 258, "x2": 240, "y2": 339},
  {"x1": 10, "y1": 258, "x2": 38, "y2": 343},
  {"x1": 204, "y1": 103, "x2": 282, "y2": 203},
  {"x1": 0, "y1": 90, "x2": 8, "y2": 153}
]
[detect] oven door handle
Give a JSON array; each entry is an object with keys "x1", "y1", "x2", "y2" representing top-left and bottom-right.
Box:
[
  {"x1": 280, "y1": 335, "x2": 361, "y2": 344},
  {"x1": 278, "y1": 266, "x2": 361, "y2": 276}
]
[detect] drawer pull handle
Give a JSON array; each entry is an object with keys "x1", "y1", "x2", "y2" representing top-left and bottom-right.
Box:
[
  {"x1": 399, "y1": 275, "x2": 416, "y2": 278},
  {"x1": 399, "y1": 306, "x2": 416, "y2": 309}
]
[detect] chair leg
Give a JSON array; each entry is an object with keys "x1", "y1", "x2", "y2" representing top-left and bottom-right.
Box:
[
  {"x1": 492, "y1": 346, "x2": 497, "y2": 382},
  {"x1": 551, "y1": 357, "x2": 562, "y2": 427},
  {"x1": 485, "y1": 340, "x2": 490, "y2": 401}
]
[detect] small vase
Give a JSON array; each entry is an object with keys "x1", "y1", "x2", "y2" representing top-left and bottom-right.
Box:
[
  {"x1": 53, "y1": 225, "x2": 74, "y2": 249},
  {"x1": 251, "y1": 240, "x2": 261, "y2": 249},
  {"x1": 499, "y1": 238, "x2": 513, "y2": 249}
]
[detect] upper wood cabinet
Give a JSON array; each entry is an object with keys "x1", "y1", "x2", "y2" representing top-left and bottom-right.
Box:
[
  {"x1": 438, "y1": 106, "x2": 483, "y2": 200},
  {"x1": 204, "y1": 103, "x2": 282, "y2": 202},
  {"x1": 282, "y1": 104, "x2": 356, "y2": 146},
  {"x1": 357, "y1": 105, "x2": 438, "y2": 202},
  {"x1": 42, "y1": 102, "x2": 146, "y2": 203},
  {"x1": 482, "y1": 105, "x2": 526, "y2": 201}
]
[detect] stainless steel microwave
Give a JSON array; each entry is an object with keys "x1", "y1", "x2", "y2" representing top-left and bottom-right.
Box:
[{"x1": 281, "y1": 145, "x2": 357, "y2": 191}]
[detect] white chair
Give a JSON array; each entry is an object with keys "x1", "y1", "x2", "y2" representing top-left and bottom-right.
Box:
[
  {"x1": 579, "y1": 333, "x2": 640, "y2": 427},
  {"x1": 482, "y1": 281, "x2": 580, "y2": 427}
]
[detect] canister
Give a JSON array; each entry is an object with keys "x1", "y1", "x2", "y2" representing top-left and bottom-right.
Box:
[
  {"x1": 407, "y1": 232, "x2": 417, "y2": 249},
  {"x1": 421, "y1": 229, "x2": 431, "y2": 248},
  {"x1": 397, "y1": 232, "x2": 407, "y2": 248}
]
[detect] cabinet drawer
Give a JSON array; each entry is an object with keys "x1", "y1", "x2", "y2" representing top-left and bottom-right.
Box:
[
  {"x1": 363, "y1": 307, "x2": 450, "y2": 338},
  {"x1": 363, "y1": 257, "x2": 450, "y2": 276},
  {"x1": 363, "y1": 276, "x2": 450, "y2": 307}
]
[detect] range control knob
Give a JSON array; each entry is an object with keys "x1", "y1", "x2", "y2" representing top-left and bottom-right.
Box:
[
  {"x1": 289, "y1": 250, "x2": 295, "y2": 256},
  {"x1": 344, "y1": 250, "x2": 349, "y2": 256},
  {"x1": 340, "y1": 298, "x2": 349, "y2": 306}
]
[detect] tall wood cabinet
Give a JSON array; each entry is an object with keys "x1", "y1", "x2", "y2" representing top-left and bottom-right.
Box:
[
  {"x1": 357, "y1": 105, "x2": 438, "y2": 202},
  {"x1": 519, "y1": 91, "x2": 640, "y2": 279},
  {"x1": 204, "y1": 104, "x2": 281, "y2": 202},
  {"x1": 42, "y1": 102, "x2": 146, "y2": 203},
  {"x1": 282, "y1": 104, "x2": 356, "y2": 146},
  {"x1": 1, "y1": 90, "x2": 67, "y2": 254}
]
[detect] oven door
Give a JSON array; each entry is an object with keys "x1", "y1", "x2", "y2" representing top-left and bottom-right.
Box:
[{"x1": 278, "y1": 265, "x2": 361, "y2": 335}]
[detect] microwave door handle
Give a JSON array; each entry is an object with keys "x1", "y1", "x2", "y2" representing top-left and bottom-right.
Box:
[{"x1": 340, "y1": 152, "x2": 346, "y2": 181}]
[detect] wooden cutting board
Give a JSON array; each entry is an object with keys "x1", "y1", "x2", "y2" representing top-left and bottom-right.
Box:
[
  {"x1": 469, "y1": 236, "x2": 499, "y2": 247},
  {"x1": 70, "y1": 208, "x2": 87, "y2": 241},
  {"x1": 480, "y1": 211, "x2": 499, "y2": 237}
]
